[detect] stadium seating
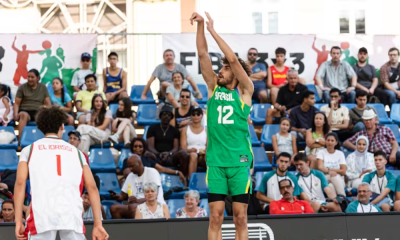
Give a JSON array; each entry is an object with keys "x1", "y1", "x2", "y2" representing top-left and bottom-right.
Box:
[
  {"x1": 250, "y1": 103, "x2": 271, "y2": 126},
  {"x1": 109, "y1": 103, "x2": 119, "y2": 116},
  {"x1": 61, "y1": 125, "x2": 75, "y2": 142},
  {"x1": 0, "y1": 127, "x2": 18, "y2": 150},
  {"x1": 102, "y1": 200, "x2": 121, "y2": 220},
  {"x1": 97, "y1": 173, "x2": 121, "y2": 199},
  {"x1": 161, "y1": 173, "x2": 187, "y2": 199},
  {"x1": 306, "y1": 84, "x2": 322, "y2": 103},
  {"x1": 118, "y1": 148, "x2": 132, "y2": 170},
  {"x1": 20, "y1": 126, "x2": 44, "y2": 148},
  {"x1": 199, "y1": 199, "x2": 228, "y2": 217},
  {"x1": 188, "y1": 84, "x2": 208, "y2": 104},
  {"x1": 167, "y1": 199, "x2": 186, "y2": 218},
  {"x1": 314, "y1": 103, "x2": 325, "y2": 110},
  {"x1": 249, "y1": 124, "x2": 261, "y2": 147},
  {"x1": 137, "y1": 104, "x2": 160, "y2": 126},
  {"x1": 0, "y1": 149, "x2": 19, "y2": 172},
  {"x1": 142, "y1": 125, "x2": 150, "y2": 141},
  {"x1": 260, "y1": 124, "x2": 280, "y2": 148},
  {"x1": 367, "y1": 103, "x2": 391, "y2": 124},
  {"x1": 254, "y1": 171, "x2": 268, "y2": 191},
  {"x1": 253, "y1": 147, "x2": 272, "y2": 172},
  {"x1": 89, "y1": 148, "x2": 116, "y2": 173},
  {"x1": 90, "y1": 142, "x2": 112, "y2": 149},
  {"x1": 188, "y1": 173, "x2": 207, "y2": 198},
  {"x1": 27, "y1": 121, "x2": 37, "y2": 126},
  {"x1": 385, "y1": 124, "x2": 400, "y2": 145},
  {"x1": 130, "y1": 85, "x2": 155, "y2": 104},
  {"x1": 390, "y1": 104, "x2": 400, "y2": 125}
]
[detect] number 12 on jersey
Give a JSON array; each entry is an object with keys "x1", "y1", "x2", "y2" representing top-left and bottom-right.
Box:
[{"x1": 217, "y1": 106, "x2": 234, "y2": 124}]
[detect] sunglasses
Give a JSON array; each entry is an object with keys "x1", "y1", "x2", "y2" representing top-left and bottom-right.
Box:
[
  {"x1": 82, "y1": 58, "x2": 91, "y2": 62},
  {"x1": 248, "y1": 53, "x2": 258, "y2": 56},
  {"x1": 279, "y1": 185, "x2": 292, "y2": 190},
  {"x1": 191, "y1": 112, "x2": 202, "y2": 116},
  {"x1": 162, "y1": 112, "x2": 172, "y2": 117},
  {"x1": 133, "y1": 145, "x2": 143, "y2": 148},
  {"x1": 180, "y1": 95, "x2": 190, "y2": 99}
]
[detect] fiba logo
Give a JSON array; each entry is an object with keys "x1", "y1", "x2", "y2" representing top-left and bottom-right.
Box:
[{"x1": 221, "y1": 223, "x2": 274, "y2": 240}]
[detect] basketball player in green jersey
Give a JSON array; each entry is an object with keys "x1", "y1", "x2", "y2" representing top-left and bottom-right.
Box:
[{"x1": 191, "y1": 12, "x2": 254, "y2": 240}]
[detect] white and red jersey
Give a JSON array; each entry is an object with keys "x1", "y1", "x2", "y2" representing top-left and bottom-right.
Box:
[{"x1": 19, "y1": 136, "x2": 87, "y2": 235}]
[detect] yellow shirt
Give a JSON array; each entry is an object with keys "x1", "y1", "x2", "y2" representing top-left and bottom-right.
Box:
[{"x1": 76, "y1": 90, "x2": 106, "y2": 111}]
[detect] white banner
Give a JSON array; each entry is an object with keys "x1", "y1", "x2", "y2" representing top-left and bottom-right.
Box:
[
  {"x1": 162, "y1": 34, "x2": 400, "y2": 84},
  {"x1": 0, "y1": 34, "x2": 97, "y2": 96}
]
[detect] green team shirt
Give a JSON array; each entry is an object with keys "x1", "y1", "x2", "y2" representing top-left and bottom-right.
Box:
[{"x1": 206, "y1": 86, "x2": 253, "y2": 167}]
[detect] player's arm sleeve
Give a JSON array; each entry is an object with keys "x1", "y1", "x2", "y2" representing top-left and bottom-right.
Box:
[
  {"x1": 362, "y1": 172, "x2": 373, "y2": 183},
  {"x1": 78, "y1": 150, "x2": 88, "y2": 166},
  {"x1": 345, "y1": 202, "x2": 357, "y2": 213},
  {"x1": 19, "y1": 146, "x2": 31, "y2": 162}
]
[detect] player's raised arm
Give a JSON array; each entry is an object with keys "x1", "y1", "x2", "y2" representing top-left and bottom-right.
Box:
[
  {"x1": 190, "y1": 12, "x2": 217, "y2": 92},
  {"x1": 204, "y1": 12, "x2": 254, "y2": 96}
]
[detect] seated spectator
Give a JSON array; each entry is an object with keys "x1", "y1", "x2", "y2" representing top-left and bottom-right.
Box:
[
  {"x1": 345, "y1": 136, "x2": 375, "y2": 189},
  {"x1": 294, "y1": 153, "x2": 341, "y2": 213},
  {"x1": 379, "y1": 47, "x2": 400, "y2": 106},
  {"x1": 76, "y1": 94, "x2": 111, "y2": 153},
  {"x1": 176, "y1": 190, "x2": 207, "y2": 218},
  {"x1": 247, "y1": 48, "x2": 268, "y2": 103},
  {"x1": 320, "y1": 88, "x2": 351, "y2": 142},
  {"x1": 135, "y1": 182, "x2": 170, "y2": 219},
  {"x1": 180, "y1": 106, "x2": 207, "y2": 179},
  {"x1": 102, "y1": 52, "x2": 129, "y2": 103},
  {"x1": 362, "y1": 151, "x2": 396, "y2": 212},
  {"x1": 13, "y1": 69, "x2": 51, "y2": 141},
  {"x1": 256, "y1": 152, "x2": 304, "y2": 214},
  {"x1": 141, "y1": 49, "x2": 202, "y2": 101},
  {"x1": 121, "y1": 138, "x2": 184, "y2": 183},
  {"x1": 349, "y1": 90, "x2": 377, "y2": 133},
  {"x1": 110, "y1": 155, "x2": 165, "y2": 219},
  {"x1": 265, "y1": 69, "x2": 308, "y2": 124},
  {"x1": 109, "y1": 98, "x2": 137, "y2": 147},
  {"x1": 166, "y1": 73, "x2": 198, "y2": 108},
  {"x1": 75, "y1": 74, "x2": 107, "y2": 124},
  {"x1": 305, "y1": 112, "x2": 330, "y2": 169},
  {"x1": 289, "y1": 91, "x2": 318, "y2": 142},
  {"x1": 82, "y1": 192, "x2": 106, "y2": 221},
  {"x1": 0, "y1": 199, "x2": 15, "y2": 222},
  {"x1": 0, "y1": 84, "x2": 13, "y2": 126},
  {"x1": 272, "y1": 118, "x2": 297, "y2": 163},
  {"x1": 394, "y1": 175, "x2": 400, "y2": 211},
  {"x1": 345, "y1": 183, "x2": 381, "y2": 213},
  {"x1": 49, "y1": 78, "x2": 74, "y2": 125},
  {"x1": 343, "y1": 109, "x2": 400, "y2": 168},
  {"x1": 71, "y1": 52, "x2": 94, "y2": 100},
  {"x1": 316, "y1": 46, "x2": 357, "y2": 103},
  {"x1": 317, "y1": 133, "x2": 347, "y2": 196},
  {"x1": 269, "y1": 179, "x2": 314, "y2": 215},
  {"x1": 170, "y1": 89, "x2": 194, "y2": 130}
]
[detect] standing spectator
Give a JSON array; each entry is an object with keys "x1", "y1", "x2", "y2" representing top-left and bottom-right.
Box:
[
  {"x1": 265, "y1": 69, "x2": 307, "y2": 124},
  {"x1": 345, "y1": 183, "x2": 381, "y2": 213},
  {"x1": 0, "y1": 199, "x2": 15, "y2": 222},
  {"x1": 82, "y1": 192, "x2": 106, "y2": 221},
  {"x1": 135, "y1": 182, "x2": 170, "y2": 219},
  {"x1": 316, "y1": 46, "x2": 357, "y2": 103},
  {"x1": 349, "y1": 90, "x2": 377, "y2": 133},
  {"x1": 109, "y1": 97, "x2": 137, "y2": 147},
  {"x1": 345, "y1": 136, "x2": 376, "y2": 189},
  {"x1": 320, "y1": 88, "x2": 350, "y2": 142},
  {"x1": 71, "y1": 52, "x2": 94, "y2": 100},
  {"x1": 180, "y1": 106, "x2": 207, "y2": 179},
  {"x1": 247, "y1": 48, "x2": 268, "y2": 103},
  {"x1": 267, "y1": 48, "x2": 289, "y2": 105},
  {"x1": 317, "y1": 133, "x2": 347, "y2": 196},
  {"x1": 353, "y1": 47, "x2": 388, "y2": 105},
  {"x1": 76, "y1": 94, "x2": 112, "y2": 153},
  {"x1": 49, "y1": 78, "x2": 74, "y2": 125},
  {"x1": 380, "y1": 47, "x2": 400, "y2": 105},
  {"x1": 343, "y1": 109, "x2": 400, "y2": 168},
  {"x1": 305, "y1": 112, "x2": 330, "y2": 169},
  {"x1": 272, "y1": 118, "x2": 297, "y2": 161},
  {"x1": 141, "y1": 49, "x2": 202, "y2": 100},
  {"x1": 0, "y1": 84, "x2": 13, "y2": 126},
  {"x1": 269, "y1": 179, "x2": 314, "y2": 215},
  {"x1": 294, "y1": 153, "x2": 341, "y2": 213},
  {"x1": 289, "y1": 91, "x2": 318, "y2": 142},
  {"x1": 102, "y1": 52, "x2": 129, "y2": 103},
  {"x1": 170, "y1": 89, "x2": 194, "y2": 130},
  {"x1": 13, "y1": 69, "x2": 51, "y2": 141},
  {"x1": 176, "y1": 190, "x2": 207, "y2": 218},
  {"x1": 75, "y1": 74, "x2": 106, "y2": 124},
  {"x1": 362, "y1": 151, "x2": 396, "y2": 212},
  {"x1": 110, "y1": 155, "x2": 165, "y2": 219}
]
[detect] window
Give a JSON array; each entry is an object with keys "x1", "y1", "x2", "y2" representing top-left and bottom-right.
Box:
[
  {"x1": 356, "y1": 10, "x2": 365, "y2": 34},
  {"x1": 339, "y1": 11, "x2": 349, "y2": 33},
  {"x1": 252, "y1": 12, "x2": 263, "y2": 34},
  {"x1": 268, "y1": 12, "x2": 278, "y2": 34}
]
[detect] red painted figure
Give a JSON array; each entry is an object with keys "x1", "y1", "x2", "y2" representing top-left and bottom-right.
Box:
[
  {"x1": 12, "y1": 36, "x2": 42, "y2": 86},
  {"x1": 312, "y1": 36, "x2": 330, "y2": 84}
]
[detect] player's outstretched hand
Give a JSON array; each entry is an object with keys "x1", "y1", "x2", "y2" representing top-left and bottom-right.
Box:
[
  {"x1": 204, "y1": 12, "x2": 214, "y2": 32},
  {"x1": 92, "y1": 225, "x2": 109, "y2": 240},
  {"x1": 15, "y1": 221, "x2": 27, "y2": 240},
  {"x1": 190, "y1": 12, "x2": 204, "y2": 25}
]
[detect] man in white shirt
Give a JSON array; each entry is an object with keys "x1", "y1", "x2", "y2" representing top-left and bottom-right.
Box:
[
  {"x1": 345, "y1": 183, "x2": 381, "y2": 213},
  {"x1": 110, "y1": 154, "x2": 164, "y2": 219},
  {"x1": 71, "y1": 52, "x2": 94, "y2": 100}
]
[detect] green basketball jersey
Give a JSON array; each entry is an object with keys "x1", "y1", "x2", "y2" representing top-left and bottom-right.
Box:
[{"x1": 206, "y1": 86, "x2": 253, "y2": 167}]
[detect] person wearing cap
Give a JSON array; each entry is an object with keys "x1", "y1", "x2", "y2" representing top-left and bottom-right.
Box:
[
  {"x1": 380, "y1": 47, "x2": 400, "y2": 106},
  {"x1": 71, "y1": 52, "x2": 94, "y2": 100},
  {"x1": 343, "y1": 109, "x2": 400, "y2": 168},
  {"x1": 102, "y1": 52, "x2": 129, "y2": 103},
  {"x1": 180, "y1": 106, "x2": 207, "y2": 179},
  {"x1": 170, "y1": 89, "x2": 195, "y2": 130},
  {"x1": 352, "y1": 47, "x2": 389, "y2": 105},
  {"x1": 316, "y1": 46, "x2": 357, "y2": 103}
]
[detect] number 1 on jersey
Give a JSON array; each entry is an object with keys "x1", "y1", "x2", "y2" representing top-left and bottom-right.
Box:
[
  {"x1": 56, "y1": 155, "x2": 61, "y2": 176},
  {"x1": 217, "y1": 105, "x2": 234, "y2": 124}
]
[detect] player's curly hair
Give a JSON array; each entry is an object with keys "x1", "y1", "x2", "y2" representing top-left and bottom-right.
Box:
[
  {"x1": 221, "y1": 56, "x2": 252, "y2": 76},
  {"x1": 35, "y1": 106, "x2": 68, "y2": 135}
]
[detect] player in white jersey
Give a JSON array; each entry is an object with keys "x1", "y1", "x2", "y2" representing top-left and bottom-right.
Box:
[{"x1": 14, "y1": 106, "x2": 108, "y2": 240}]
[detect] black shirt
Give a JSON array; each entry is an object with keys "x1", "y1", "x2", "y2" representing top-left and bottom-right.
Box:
[
  {"x1": 147, "y1": 124, "x2": 180, "y2": 152},
  {"x1": 174, "y1": 106, "x2": 193, "y2": 128},
  {"x1": 276, "y1": 83, "x2": 308, "y2": 110},
  {"x1": 289, "y1": 105, "x2": 318, "y2": 129},
  {"x1": 122, "y1": 156, "x2": 156, "y2": 172}
]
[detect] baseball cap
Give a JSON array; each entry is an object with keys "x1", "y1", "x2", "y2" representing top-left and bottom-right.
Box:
[
  {"x1": 191, "y1": 106, "x2": 203, "y2": 115},
  {"x1": 68, "y1": 130, "x2": 81, "y2": 140},
  {"x1": 81, "y1": 52, "x2": 91, "y2": 60},
  {"x1": 358, "y1": 47, "x2": 368, "y2": 54}
]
